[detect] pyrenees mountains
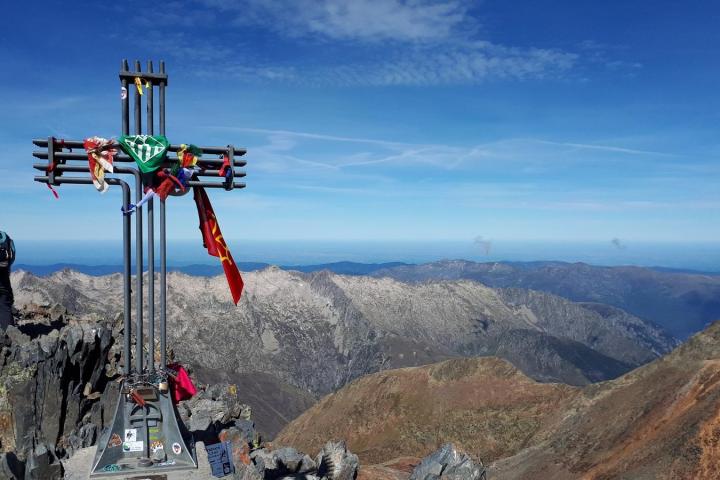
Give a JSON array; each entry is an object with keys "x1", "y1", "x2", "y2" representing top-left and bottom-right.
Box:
[{"x1": 12, "y1": 267, "x2": 674, "y2": 400}]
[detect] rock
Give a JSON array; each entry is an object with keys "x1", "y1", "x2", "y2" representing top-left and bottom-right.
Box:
[
  {"x1": 0, "y1": 305, "x2": 118, "y2": 464},
  {"x1": 25, "y1": 443, "x2": 64, "y2": 480},
  {"x1": 316, "y1": 440, "x2": 359, "y2": 480},
  {"x1": 219, "y1": 426, "x2": 253, "y2": 467},
  {"x1": 0, "y1": 452, "x2": 24, "y2": 480},
  {"x1": 274, "y1": 447, "x2": 304, "y2": 472},
  {"x1": 234, "y1": 418, "x2": 258, "y2": 444},
  {"x1": 298, "y1": 453, "x2": 317, "y2": 474},
  {"x1": 250, "y1": 448, "x2": 279, "y2": 476},
  {"x1": 409, "y1": 444, "x2": 485, "y2": 480},
  {"x1": 179, "y1": 382, "x2": 253, "y2": 444},
  {"x1": 232, "y1": 462, "x2": 263, "y2": 480}
]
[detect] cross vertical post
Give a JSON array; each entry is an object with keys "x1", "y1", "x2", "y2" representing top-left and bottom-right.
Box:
[{"x1": 31, "y1": 60, "x2": 248, "y2": 476}]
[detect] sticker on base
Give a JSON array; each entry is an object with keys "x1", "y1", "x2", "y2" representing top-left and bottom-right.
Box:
[
  {"x1": 107, "y1": 433, "x2": 122, "y2": 448},
  {"x1": 125, "y1": 428, "x2": 137, "y2": 442},
  {"x1": 123, "y1": 441, "x2": 144, "y2": 452},
  {"x1": 171, "y1": 442, "x2": 182, "y2": 455}
]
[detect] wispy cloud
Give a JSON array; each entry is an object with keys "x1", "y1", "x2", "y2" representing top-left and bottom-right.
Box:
[
  {"x1": 216, "y1": 126, "x2": 678, "y2": 172},
  {"x1": 131, "y1": 0, "x2": 582, "y2": 86},
  {"x1": 200, "y1": 0, "x2": 473, "y2": 43},
  {"x1": 536, "y1": 140, "x2": 673, "y2": 156},
  {"x1": 214, "y1": 41, "x2": 578, "y2": 86}
]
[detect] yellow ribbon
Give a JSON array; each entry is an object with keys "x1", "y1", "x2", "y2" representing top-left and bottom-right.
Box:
[{"x1": 134, "y1": 77, "x2": 143, "y2": 95}]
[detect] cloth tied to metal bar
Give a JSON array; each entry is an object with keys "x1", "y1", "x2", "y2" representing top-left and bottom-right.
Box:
[
  {"x1": 118, "y1": 134, "x2": 170, "y2": 174},
  {"x1": 219, "y1": 154, "x2": 232, "y2": 180},
  {"x1": 176, "y1": 144, "x2": 201, "y2": 168},
  {"x1": 83, "y1": 137, "x2": 117, "y2": 193},
  {"x1": 133, "y1": 77, "x2": 151, "y2": 95},
  {"x1": 194, "y1": 186, "x2": 244, "y2": 304},
  {"x1": 166, "y1": 363, "x2": 197, "y2": 404},
  {"x1": 44, "y1": 139, "x2": 67, "y2": 199}
]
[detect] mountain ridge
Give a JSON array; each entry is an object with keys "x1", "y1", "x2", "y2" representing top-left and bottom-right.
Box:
[
  {"x1": 277, "y1": 320, "x2": 720, "y2": 479},
  {"x1": 11, "y1": 267, "x2": 675, "y2": 397}
]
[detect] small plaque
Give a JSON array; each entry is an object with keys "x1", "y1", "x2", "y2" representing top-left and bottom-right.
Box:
[{"x1": 206, "y1": 441, "x2": 234, "y2": 477}]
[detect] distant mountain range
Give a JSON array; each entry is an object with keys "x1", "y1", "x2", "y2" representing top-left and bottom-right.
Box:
[
  {"x1": 15, "y1": 259, "x2": 720, "y2": 277},
  {"x1": 12, "y1": 268, "x2": 674, "y2": 399},
  {"x1": 369, "y1": 260, "x2": 720, "y2": 339},
  {"x1": 13, "y1": 261, "x2": 409, "y2": 277},
  {"x1": 16, "y1": 259, "x2": 720, "y2": 339}
]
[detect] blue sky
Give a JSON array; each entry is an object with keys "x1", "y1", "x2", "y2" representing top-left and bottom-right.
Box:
[{"x1": 1, "y1": 0, "x2": 719, "y2": 253}]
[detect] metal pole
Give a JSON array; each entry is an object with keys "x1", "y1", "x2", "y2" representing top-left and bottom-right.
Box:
[
  {"x1": 159, "y1": 61, "x2": 166, "y2": 135},
  {"x1": 147, "y1": 61, "x2": 154, "y2": 135},
  {"x1": 160, "y1": 200, "x2": 167, "y2": 367},
  {"x1": 121, "y1": 59, "x2": 134, "y2": 375},
  {"x1": 147, "y1": 61, "x2": 156, "y2": 373},
  {"x1": 148, "y1": 202, "x2": 155, "y2": 373},
  {"x1": 159, "y1": 60, "x2": 168, "y2": 368},
  {"x1": 121, "y1": 183, "x2": 132, "y2": 375},
  {"x1": 121, "y1": 59, "x2": 129, "y2": 138},
  {"x1": 134, "y1": 60, "x2": 142, "y2": 135},
  {"x1": 133, "y1": 59, "x2": 144, "y2": 373}
]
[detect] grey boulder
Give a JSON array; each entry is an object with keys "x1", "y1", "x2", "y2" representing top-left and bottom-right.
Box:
[{"x1": 410, "y1": 443, "x2": 486, "y2": 480}]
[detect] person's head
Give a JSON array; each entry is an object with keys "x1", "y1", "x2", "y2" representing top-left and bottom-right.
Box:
[{"x1": 0, "y1": 232, "x2": 15, "y2": 269}]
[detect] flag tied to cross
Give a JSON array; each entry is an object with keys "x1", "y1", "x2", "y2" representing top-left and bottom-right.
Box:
[
  {"x1": 118, "y1": 134, "x2": 170, "y2": 173},
  {"x1": 193, "y1": 186, "x2": 244, "y2": 304},
  {"x1": 83, "y1": 137, "x2": 116, "y2": 193}
]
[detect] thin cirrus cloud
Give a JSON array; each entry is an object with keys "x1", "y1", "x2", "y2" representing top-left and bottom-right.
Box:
[
  {"x1": 242, "y1": 43, "x2": 577, "y2": 87},
  {"x1": 209, "y1": 126, "x2": 677, "y2": 172},
  {"x1": 173, "y1": 0, "x2": 581, "y2": 86},
  {"x1": 200, "y1": 0, "x2": 472, "y2": 42}
]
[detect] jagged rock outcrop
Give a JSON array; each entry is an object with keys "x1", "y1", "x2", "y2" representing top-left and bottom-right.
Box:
[
  {"x1": 178, "y1": 383, "x2": 254, "y2": 443},
  {"x1": 12, "y1": 268, "x2": 677, "y2": 396},
  {"x1": 0, "y1": 304, "x2": 121, "y2": 478},
  {"x1": 410, "y1": 443, "x2": 486, "y2": 480}
]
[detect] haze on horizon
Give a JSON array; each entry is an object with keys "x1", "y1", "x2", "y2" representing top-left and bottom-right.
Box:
[{"x1": 1, "y1": 1, "x2": 718, "y2": 254}]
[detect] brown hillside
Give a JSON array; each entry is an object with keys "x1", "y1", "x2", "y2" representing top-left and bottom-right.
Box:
[
  {"x1": 492, "y1": 320, "x2": 720, "y2": 480},
  {"x1": 277, "y1": 321, "x2": 720, "y2": 479},
  {"x1": 275, "y1": 356, "x2": 580, "y2": 465}
]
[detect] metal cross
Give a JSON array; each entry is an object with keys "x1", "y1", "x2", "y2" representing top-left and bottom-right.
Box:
[{"x1": 31, "y1": 60, "x2": 247, "y2": 476}]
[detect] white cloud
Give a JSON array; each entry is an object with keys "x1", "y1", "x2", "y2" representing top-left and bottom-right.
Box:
[
  {"x1": 186, "y1": 0, "x2": 579, "y2": 86},
  {"x1": 214, "y1": 126, "x2": 676, "y2": 172},
  {"x1": 214, "y1": 41, "x2": 577, "y2": 86},
  {"x1": 201, "y1": 0, "x2": 471, "y2": 42}
]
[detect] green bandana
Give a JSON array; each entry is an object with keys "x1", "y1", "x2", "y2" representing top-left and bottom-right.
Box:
[{"x1": 118, "y1": 135, "x2": 170, "y2": 173}]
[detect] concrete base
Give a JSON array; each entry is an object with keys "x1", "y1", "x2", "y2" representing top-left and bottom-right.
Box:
[
  {"x1": 89, "y1": 382, "x2": 197, "y2": 477},
  {"x1": 65, "y1": 442, "x2": 216, "y2": 480}
]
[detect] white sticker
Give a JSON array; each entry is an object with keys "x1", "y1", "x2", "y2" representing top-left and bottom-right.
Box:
[
  {"x1": 124, "y1": 429, "x2": 137, "y2": 442},
  {"x1": 121, "y1": 86, "x2": 128, "y2": 100},
  {"x1": 172, "y1": 442, "x2": 182, "y2": 455},
  {"x1": 123, "y1": 441, "x2": 144, "y2": 452}
]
